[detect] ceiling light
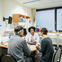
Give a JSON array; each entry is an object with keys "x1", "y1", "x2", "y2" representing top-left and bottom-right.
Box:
[{"x1": 24, "y1": 0, "x2": 40, "y2": 4}]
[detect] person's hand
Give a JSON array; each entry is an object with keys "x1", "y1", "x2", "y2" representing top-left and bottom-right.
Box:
[
  {"x1": 33, "y1": 40, "x2": 36, "y2": 42},
  {"x1": 27, "y1": 40, "x2": 29, "y2": 43},
  {"x1": 38, "y1": 43, "x2": 40, "y2": 46},
  {"x1": 36, "y1": 43, "x2": 41, "y2": 48},
  {"x1": 36, "y1": 43, "x2": 39, "y2": 47}
]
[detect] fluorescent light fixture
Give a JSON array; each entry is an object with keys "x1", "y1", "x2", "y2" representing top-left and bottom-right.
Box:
[{"x1": 24, "y1": 0, "x2": 40, "y2": 4}]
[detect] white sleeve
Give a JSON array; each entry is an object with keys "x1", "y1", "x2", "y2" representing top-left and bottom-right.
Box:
[
  {"x1": 35, "y1": 33, "x2": 40, "y2": 43},
  {"x1": 26, "y1": 33, "x2": 31, "y2": 42},
  {"x1": 26, "y1": 34, "x2": 29, "y2": 42}
]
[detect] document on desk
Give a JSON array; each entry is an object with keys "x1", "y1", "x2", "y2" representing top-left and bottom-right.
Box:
[{"x1": 28, "y1": 45, "x2": 37, "y2": 52}]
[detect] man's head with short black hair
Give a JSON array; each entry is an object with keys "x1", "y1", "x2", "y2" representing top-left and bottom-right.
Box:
[
  {"x1": 40, "y1": 28, "x2": 48, "y2": 35},
  {"x1": 14, "y1": 26, "x2": 24, "y2": 36}
]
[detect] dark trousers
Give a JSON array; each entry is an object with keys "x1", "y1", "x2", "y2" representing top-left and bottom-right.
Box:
[
  {"x1": 36, "y1": 54, "x2": 46, "y2": 62},
  {"x1": 25, "y1": 57, "x2": 33, "y2": 62},
  {"x1": 31, "y1": 51, "x2": 37, "y2": 62}
]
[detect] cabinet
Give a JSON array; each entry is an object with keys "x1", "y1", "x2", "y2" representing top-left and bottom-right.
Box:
[{"x1": 13, "y1": 14, "x2": 30, "y2": 23}]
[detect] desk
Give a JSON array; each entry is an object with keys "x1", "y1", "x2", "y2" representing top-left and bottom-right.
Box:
[
  {"x1": 0, "y1": 44, "x2": 37, "y2": 52},
  {"x1": 0, "y1": 45, "x2": 8, "y2": 57},
  {"x1": 29, "y1": 45, "x2": 37, "y2": 52},
  {"x1": 0, "y1": 44, "x2": 37, "y2": 62},
  {"x1": 0, "y1": 45, "x2": 8, "y2": 48}
]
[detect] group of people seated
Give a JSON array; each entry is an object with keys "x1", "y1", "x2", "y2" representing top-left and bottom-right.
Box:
[{"x1": 8, "y1": 26, "x2": 54, "y2": 62}]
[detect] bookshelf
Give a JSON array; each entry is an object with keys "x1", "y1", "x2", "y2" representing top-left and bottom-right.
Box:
[
  {"x1": 12, "y1": 14, "x2": 31, "y2": 29},
  {"x1": 13, "y1": 14, "x2": 30, "y2": 23}
]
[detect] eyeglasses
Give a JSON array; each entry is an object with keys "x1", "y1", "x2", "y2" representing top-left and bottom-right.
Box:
[
  {"x1": 19, "y1": 30, "x2": 23, "y2": 32},
  {"x1": 18, "y1": 30, "x2": 24, "y2": 33}
]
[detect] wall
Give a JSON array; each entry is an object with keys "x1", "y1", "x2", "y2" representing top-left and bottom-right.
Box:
[
  {"x1": 0, "y1": 0, "x2": 33, "y2": 34},
  {"x1": 0, "y1": 0, "x2": 5, "y2": 34},
  {"x1": 3, "y1": 0, "x2": 33, "y2": 22},
  {"x1": 0, "y1": 0, "x2": 3, "y2": 24}
]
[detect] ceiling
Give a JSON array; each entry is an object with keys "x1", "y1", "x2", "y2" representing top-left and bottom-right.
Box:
[{"x1": 16, "y1": 0, "x2": 62, "y2": 9}]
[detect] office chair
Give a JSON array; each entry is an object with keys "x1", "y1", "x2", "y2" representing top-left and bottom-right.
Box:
[
  {"x1": 1, "y1": 55, "x2": 16, "y2": 62},
  {"x1": 53, "y1": 48, "x2": 61, "y2": 62}
]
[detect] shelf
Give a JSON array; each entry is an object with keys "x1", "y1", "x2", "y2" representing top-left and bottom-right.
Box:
[{"x1": 13, "y1": 14, "x2": 30, "y2": 23}]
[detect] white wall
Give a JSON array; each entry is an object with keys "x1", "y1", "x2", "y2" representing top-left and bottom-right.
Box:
[
  {"x1": 3, "y1": 0, "x2": 33, "y2": 21},
  {"x1": 0, "y1": 0, "x2": 33, "y2": 33},
  {"x1": 0, "y1": 0, "x2": 3, "y2": 24},
  {"x1": 0, "y1": 0, "x2": 5, "y2": 34}
]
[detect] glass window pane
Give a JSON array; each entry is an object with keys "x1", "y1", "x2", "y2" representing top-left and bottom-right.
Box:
[
  {"x1": 57, "y1": 8, "x2": 62, "y2": 31},
  {"x1": 35, "y1": 10, "x2": 55, "y2": 32}
]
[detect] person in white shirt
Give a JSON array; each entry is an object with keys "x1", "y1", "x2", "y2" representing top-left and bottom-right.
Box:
[{"x1": 26, "y1": 26, "x2": 39, "y2": 45}]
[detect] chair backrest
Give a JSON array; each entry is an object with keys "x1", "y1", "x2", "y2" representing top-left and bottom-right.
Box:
[
  {"x1": 52, "y1": 51, "x2": 57, "y2": 62},
  {"x1": 1, "y1": 55, "x2": 16, "y2": 62},
  {"x1": 53, "y1": 48, "x2": 61, "y2": 62}
]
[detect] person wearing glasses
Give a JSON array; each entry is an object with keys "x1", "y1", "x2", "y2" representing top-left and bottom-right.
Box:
[{"x1": 8, "y1": 26, "x2": 32, "y2": 62}]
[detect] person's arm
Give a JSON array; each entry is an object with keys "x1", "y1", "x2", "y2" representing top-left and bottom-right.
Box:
[
  {"x1": 26, "y1": 34, "x2": 31, "y2": 43},
  {"x1": 36, "y1": 46, "x2": 41, "y2": 52},
  {"x1": 41, "y1": 39, "x2": 47, "y2": 53},
  {"x1": 22, "y1": 40, "x2": 31, "y2": 56},
  {"x1": 34, "y1": 33, "x2": 40, "y2": 46},
  {"x1": 36, "y1": 39, "x2": 47, "y2": 53}
]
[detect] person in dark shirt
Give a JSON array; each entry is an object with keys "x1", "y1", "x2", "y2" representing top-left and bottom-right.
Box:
[{"x1": 36, "y1": 28, "x2": 54, "y2": 62}]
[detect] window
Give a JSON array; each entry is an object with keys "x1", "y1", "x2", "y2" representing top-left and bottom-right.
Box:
[
  {"x1": 35, "y1": 9, "x2": 55, "y2": 32},
  {"x1": 57, "y1": 8, "x2": 62, "y2": 31}
]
